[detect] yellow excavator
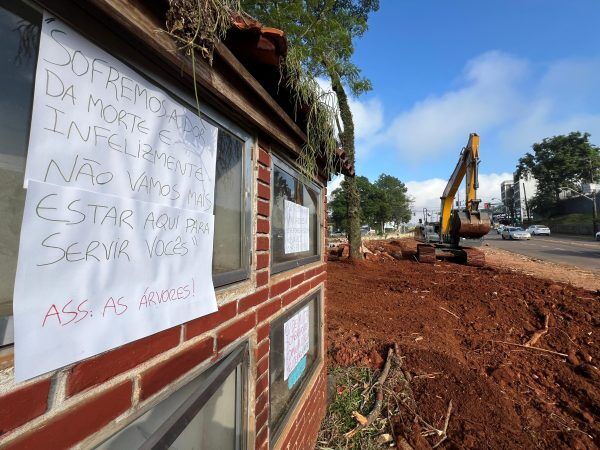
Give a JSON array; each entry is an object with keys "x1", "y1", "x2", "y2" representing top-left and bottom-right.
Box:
[{"x1": 415, "y1": 133, "x2": 491, "y2": 266}]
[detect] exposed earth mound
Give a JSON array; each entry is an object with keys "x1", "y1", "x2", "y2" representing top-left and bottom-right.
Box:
[{"x1": 326, "y1": 239, "x2": 599, "y2": 449}]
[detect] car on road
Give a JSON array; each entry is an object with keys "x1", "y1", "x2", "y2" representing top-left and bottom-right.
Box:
[
  {"x1": 496, "y1": 225, "x2": 505, "y2": 234},
  {"x1": 596, "y1": 231, "x2": 600, "y2": 241},
  {"x1": 526, "y1": 224, "x2": 551, "y2": 236},
  {"x1": 502, "y1": 227, "x2": 531, "y2": 240}
]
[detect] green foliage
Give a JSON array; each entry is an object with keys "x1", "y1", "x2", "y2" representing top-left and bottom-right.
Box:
[
  {"x1": 241, "y1": 0, "x2": 378, "y2": 95},
  {"x1": 329, "y1": 174, "x2": 412, "y2": 233},
  {"x1": 318, "y1": 366, "x2": 382, "y2": 449},
  {"x1": 516, "y1": 131, "x2": 600, "y2": 214},
  {"x1": 241, "y1": 0, "x2": 379, "y2": 257},
  {"x1": 242, "y1": 0, "x2": 379, "y2": 208}
]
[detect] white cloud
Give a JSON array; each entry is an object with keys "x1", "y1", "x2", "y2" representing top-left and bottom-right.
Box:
[
  {"x1": 373, "y1": 52, "x2": 600, "y2": 161},
  {"x1": 406, "y1": 172, "x2": 513, "y2": 213},
  {"x1": 381, "y1": 52, "x2": 529, "y2": 159}
]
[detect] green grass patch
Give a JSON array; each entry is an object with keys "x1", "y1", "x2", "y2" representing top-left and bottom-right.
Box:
[{"x1": 317, "y1": 366, "x2": 391, "y2": 450}]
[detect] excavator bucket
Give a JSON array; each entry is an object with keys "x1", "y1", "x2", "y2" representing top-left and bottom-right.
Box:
[{"x1": 450, "y1": 210, "x2": 491, "y2": 241}]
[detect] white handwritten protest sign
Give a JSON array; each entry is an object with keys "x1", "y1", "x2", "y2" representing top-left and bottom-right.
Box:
[
  {"x1": 14, "y1": 181, "x2": 217, "y2": 381},
  {"x1": 283, "y1": 306, "x2": 310, "y2": 380},
  {"x1": 25, "y1": 15, "x2": 218, "y2": 213},
  {"x1": 284, "y1": 200, "x2": 310, "y2": 254},
  {"x1": 13, "y1": 15, "x2": 222, "y2": 381}
]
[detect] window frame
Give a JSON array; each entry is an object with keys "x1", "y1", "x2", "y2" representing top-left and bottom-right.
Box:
[
  {"x1": 270, "y1": 154, "x2": 322, "y2": 275},
  {"x1": 93, "y1": 342, "x2": 249, "y2": 450},
  {"x1": 0, "y1": 1, "x2": 255, "y2": 345},
  {"x1": 139, "y1": 342, "x2": 248, "y2": 450},
  {"x1": 268, "y1": 290, "x2": 323, "y2": 444}
]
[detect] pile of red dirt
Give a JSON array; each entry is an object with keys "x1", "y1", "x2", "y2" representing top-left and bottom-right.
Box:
[{"x1": 327, "y1": 239, "x2": 599, "y2": 449}]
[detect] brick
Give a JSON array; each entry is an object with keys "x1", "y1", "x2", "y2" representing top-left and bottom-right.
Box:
[
  {"x1": 185, "y1": 301, "x2": 236, "y2": 339},
  {"x1": 304, "y1": 267, "x2": 316, "y2": 280},
  {"x1": 270, "y1": 279, "x2": 290, "y2": 297},
  {"x1": 257, "y1": 354, "x2": 269, "y2": 378},
  {"x1": 255, "y1": 371, "x2": 269, "y2": 399},
  {"x1": 290, "y1": 273, "x2": 305, "y2": 287},
  {"x1": 217, "y1": 313, "x2": 257, "y2": 350},
  {"x1": 257, "y1": 165, "x2": 270, "y2": 184},
  {"x1": 257, "y1": 199, "x2": 270, "y2": 217},
  {"x1": 256, "y1": 424, "x2": 268, "y2": 449},
  {"x1": 256, "y1": 270, "x2": 269, "y2": 287},
  {"x1": 257, "y1": 182, "x2": 270, "y2": 200},
  {"x1": 255, "y1": 339, "x2": 269, "y2": 361},
  {"x1": 238, "y1": 288, "x2": 269, "y2": 314},
  {"x1": 310, "y1": 272, "x2": 327, "y2": 289},
  {"x1": 257, "y1": 323, "x2": 270, "y2": 343},
  {"x1": 140, "y1": 338, "x2": 214, "y2": 400},
  {"x1": 256, "y1": 253, "x2": 269, "y2": 270},
  {"x1": 0, "y1": 378, "x2": 51, "y2": 435},
  {"x1": 282, "y1": 282, "x2": 311, "y2": 307},
  {"x1": 255, "y1": 391, "x2": 269, "y2": 421},
  {"x1": 257, "y1": 298, "x2": 281, "y2": 323},
  {"x1": 258, "y1": 148, "x2": 271, "y2": 167},
  {"x1": 256, "y1": 217, "x2": 270, "y2": 234},
  {"x1": 256, "y1": 235, "x2": 269, "y2": 251},
  {"x1": 256, "y1": 404, "x2": 269, "y2": 433},
  {"x1": 67, "y1": 327, "x2": 180, "y2": 396},
  {"x1": 5, "y1": 382, "x2": 131, "y2": 450}
]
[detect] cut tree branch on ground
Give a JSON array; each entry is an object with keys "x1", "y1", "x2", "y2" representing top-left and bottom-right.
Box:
[
  {"x1": 345, "y1": 347, "x2": 394, "y2": 438},
  {"x1": 525, "y1": 314, "x2": 550, "y2": 347},
  {"x1": 492, "y1": 340, "x2": 568, "y2": 358}
]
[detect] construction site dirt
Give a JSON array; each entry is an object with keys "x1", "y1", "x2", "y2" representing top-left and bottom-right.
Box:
[{"x1": 326, "y1": 239, "x2": 599, "y2": 449}]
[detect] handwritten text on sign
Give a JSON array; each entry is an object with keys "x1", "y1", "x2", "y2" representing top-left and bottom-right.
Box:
[
  {"x1": 14, "y1": 181, "x2": 217, "y2": 381},
  {"x1": 283, "y1": 306, "x2": 310, "y2": 380},
  {"x1": 284, "y1": 200, "x2": 310, "y2": 254},
  {"x1": 25, "y1": 15, "x2": 218, "y2": 212}
]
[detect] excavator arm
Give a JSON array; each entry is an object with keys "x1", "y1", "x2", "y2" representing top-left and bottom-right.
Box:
[{"x1": 439, "y1": 133, "x2": 489, "y2": 243}]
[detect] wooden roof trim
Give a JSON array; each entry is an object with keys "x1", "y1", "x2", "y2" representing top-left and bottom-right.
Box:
[{"x1": 214, "y1": 41, "x2": 307, "y2": 143}]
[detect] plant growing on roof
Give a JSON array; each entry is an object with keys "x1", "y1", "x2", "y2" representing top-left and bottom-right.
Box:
[
  {"x1": 242, "y1": 0, "x2": 380, "y2": 260},
  {"x1": 163, "y1": 0, "x2": 240, "y2": 116},
  {"x1": 162, "y1": 1, "x2": 341, "y2": 182}
]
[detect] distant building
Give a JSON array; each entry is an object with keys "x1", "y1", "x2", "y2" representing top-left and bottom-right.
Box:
[
  {"x1": 512, "y1": 172, "x2": 537, "y2": 221},
  {"x1": 500, "y1": 180, "x2": 514, "y2": 207}
]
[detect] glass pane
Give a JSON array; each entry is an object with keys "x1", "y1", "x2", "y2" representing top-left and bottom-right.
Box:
[
  {"x1": 213, "y1": 130, "x2": 243, "y2": 275},
  {"x1": 271, "y1": 164, "x2": 319, "y2": 267},
  {"x1": 0, "y1": 1, "x2": 41, "y2": 318},
  {"x1": 172, "y1": 369, "x2": 237, "y2": 449},
  {"x1": 269, "y1": 296, "x2": 320, "y2": 435},
  {"x1": 97, "y1": 363, "x2": 240, "y2": 450}
]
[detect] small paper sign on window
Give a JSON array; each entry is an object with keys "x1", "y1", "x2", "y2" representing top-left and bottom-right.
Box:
[
  {"x1": 284, "y1": 199, "x2": 309, "y2": 254},
  {"x1": 283, "y1": 306, "x2": 310, "y2": 380}
]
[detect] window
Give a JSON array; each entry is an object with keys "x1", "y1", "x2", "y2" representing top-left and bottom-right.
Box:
[
  {"x1": 0, "y1": 0, "x2": 41, "y2": 346},
  {"x1": 212, "y1": 127, "x2": 252, "y2": 286},
  {"x1": 271, "y1": 156, "x2": 321, "y2": 273},
  {"x1": 269, "y1": 293, "x2": 322, "y2": 443},
  {"x1": 96, "y1": 344, "x2": 247, "y2": 449},
  {"x1": 0, "y1": 1, "x2": 252, "y2": 346}
]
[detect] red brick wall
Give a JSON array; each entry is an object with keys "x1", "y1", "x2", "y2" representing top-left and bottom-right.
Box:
[
  {"x1": 0, "y1": 145, "x2": 328, "y2": 449},
  {"x1": 275, "y1": 367, "x2": 328, "y2": 450}
]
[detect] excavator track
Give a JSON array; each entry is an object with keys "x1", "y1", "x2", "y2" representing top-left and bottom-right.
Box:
[
  {"x1": 462, "y1": 247, "x2": 485, "y2": 267},
  {"x1": 417, "y1": 244, "x2": 436, "y2": 264}
]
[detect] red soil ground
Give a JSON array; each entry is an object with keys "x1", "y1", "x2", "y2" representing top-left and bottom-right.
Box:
[{"x1": 326, "y1": 239, "x2": 599, "y2": 449}]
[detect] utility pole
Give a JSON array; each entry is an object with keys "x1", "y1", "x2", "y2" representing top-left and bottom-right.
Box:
[
  {"x1": 522, "y1": 182, "x2": 530, "y2": 222},
  {"x1": 593, "y1": 189, "x2": 598, "y2": 233}
]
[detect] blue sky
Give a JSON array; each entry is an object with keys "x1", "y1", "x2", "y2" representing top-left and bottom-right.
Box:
[{"x1": 327, "y1": 0, "x2": 600, "y2": 211}]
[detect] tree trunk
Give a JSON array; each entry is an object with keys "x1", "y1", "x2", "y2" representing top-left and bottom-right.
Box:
[{"x1": 329, "y1": 70, "x2": 362, "y2": 259}]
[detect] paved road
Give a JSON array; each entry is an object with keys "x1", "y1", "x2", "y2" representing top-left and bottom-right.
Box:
[{"x1": 484, "y1": 232, "x2": 600, "y2": 272}]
